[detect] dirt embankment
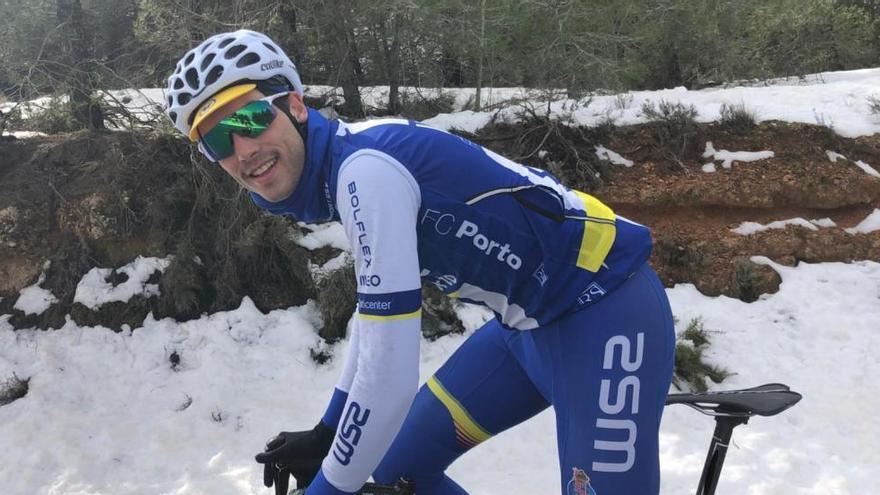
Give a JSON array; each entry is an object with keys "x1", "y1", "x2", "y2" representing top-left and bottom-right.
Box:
[
  {"x1": 468, "y1": 118, "x2": 880, "y2": 301},
  {"x1": 598, "y1": 122, "x2": 880, "y2": 300},
  {"x1": 1, "y1": 119, "x2": 878, "y2": 333}
]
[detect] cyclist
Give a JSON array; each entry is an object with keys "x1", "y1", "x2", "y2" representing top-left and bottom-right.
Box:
[{"x1": 165, "y1": 30, "x2": 675, "y2": 495}]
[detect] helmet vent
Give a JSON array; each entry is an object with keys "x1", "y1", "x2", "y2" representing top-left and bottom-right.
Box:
[
  {"x1": 164, "y1": 29, "x2": 306, "y2": 137},
  {"x1": 185, "y1": 68, "x2": 200, "y2": 89},
  {"x1": 200, "y1": 53, "x2": 216, "y2": 71},
  {"x1": 205, "y1": 65, "x2": 224, "y2": 85},
  {"x1": 236, "y1": 52, "x2": 260, "y2": 68},
  {"x1": 224, "y1": 44, "x2": 246, "y2": 59}
]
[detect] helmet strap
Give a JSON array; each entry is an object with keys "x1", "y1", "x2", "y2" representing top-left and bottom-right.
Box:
[
  {"x1": 254, "y1": 77, "x2": 308, "y2": 151},
  {"x1": 272, "y1": 95, "x2": 308, "y2": 152}
]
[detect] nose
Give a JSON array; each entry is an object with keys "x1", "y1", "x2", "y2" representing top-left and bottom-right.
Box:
[{"x1": 232, "y1": 133, "x2": 260, "y2": 162}]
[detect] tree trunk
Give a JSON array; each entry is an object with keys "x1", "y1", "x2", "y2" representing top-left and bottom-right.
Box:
[
  {"x1": 474, "y1": 0, "x2": 486, "y2": 112},
  {"x1": 326, "y1": 1, "x2": 364, "y2": 117},
  {"x1": 376, "y1": 13, "x2": 403, "y2": 115},
  {"x1": 56, "y1": 0, "x2": 104, "y2": 130}
]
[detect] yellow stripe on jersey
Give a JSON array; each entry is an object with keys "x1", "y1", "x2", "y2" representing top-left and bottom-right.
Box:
[
  {"x1": 357, "y1": 309, "x2": 422, "y2": 321},
  {"x1": 574, "y1": 191, "x2": 617, "y2": 273},
  {"x1": 427, "y1": 376, "x2": 491, "y2": 448}
]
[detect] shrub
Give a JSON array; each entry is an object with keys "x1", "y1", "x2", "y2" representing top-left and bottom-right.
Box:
[
  {"x1": 641, "y1": 99, "x2": 701, "y2": 168},
  {"x1": 18, "y1": 98, "x2": 82, "y2": 134},
  {"x1": 719, "y1": 103, "x2": 757, "y2": 134},
  {"x1": 673, "y1": 318, "x2": 731, "y2": 393},
  {"x1": 397, "y1": 90, "x2": 456, "y2": 121},
  {"x1": 655, "y1": 236, "x2": 710, "y2": 269},
  {"x1": 868, "y1": 95, "x2": 880, "y2": 116},
  {"x1": 613, "y1": 93, "x2": 634, "y2": 111},
  {"x1": 0, "y1": 373, "x2": 29, "y2": 407}
]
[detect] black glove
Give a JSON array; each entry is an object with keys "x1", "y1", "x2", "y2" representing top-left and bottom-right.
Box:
[{"x1": 255, "y1": 422, "x2": 336, "y2": 494}]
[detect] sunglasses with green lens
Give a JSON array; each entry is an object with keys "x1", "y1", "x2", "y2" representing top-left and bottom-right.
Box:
[{"x1": 197, "y1": 92, "x2": 288, "y2": 162}]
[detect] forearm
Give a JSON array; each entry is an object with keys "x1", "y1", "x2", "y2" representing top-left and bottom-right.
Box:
[
  {"x1": 309, "y1": 320, "x2": 421, "y2": 494},
  {"x1": 321, "y1": 323, "x2": 361, "y2": 429}
]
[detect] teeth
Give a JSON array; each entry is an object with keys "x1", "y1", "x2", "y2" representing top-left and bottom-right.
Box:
[{"x1": 251, "y1": 158, "x2": 276, "y2": 177}]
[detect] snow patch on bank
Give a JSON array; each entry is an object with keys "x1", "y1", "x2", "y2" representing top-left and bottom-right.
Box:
[
  {"x1": 826, "y1": 150, "x2": 847, "y2": 163},
  {"x1": 853, "y1": 160, "x2": 880, "y2": 178},
  {"x1": 845, "y1": 209, "x2": 880, "y2": 234},
  {"x1": 74, "y1": 256, "x2": 172, "y2": 309},
  {"x1": 13, "y1": 261, "x2": 57, "y2": 315},
  {"x1": 296, "y1": 222, "x2": 349, "y2": 251},
  {"x1": 595, "y1": 145, "x2": 634, "y2": 167},
  {"x1": 702, "y1": 142, "x2": 774, "y2": 169},
  {"x1": 732, "y1": 218, "x2": 837, "y2": 235}
]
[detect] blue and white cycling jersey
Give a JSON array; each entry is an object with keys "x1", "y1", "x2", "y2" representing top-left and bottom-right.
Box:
[{"x1": 251, "y1": 108, "x2": 653, "y2": 494}]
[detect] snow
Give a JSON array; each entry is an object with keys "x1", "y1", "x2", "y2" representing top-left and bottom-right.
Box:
[
  {"x1": 821, "y1": 151, "x2": 880, "y2": 178},
  {"x1": 73, "y1": 256, "x2": 172, "y2": 310},
  {"x1": 826, "y1": 150, "x2": 847, "y2": 163},
  {"x1": 853, "y1": 160, "x2": 880, "y2": 178},
  {"x1": 845, "y1": 209, "x2": 880, "y2": 234},
  {"x1": 1, "y1": 260, "x2": 879, "y2": 494},
  {"x1": 9, "y1": 67, "x2": 880, "y2": 138},
  {"x1": 420, "y1": 67, "x2": 880, "y2": 138},
  {"x1": 422, "y1": 110, "x2": 495, "y2": 134},
  {"x1": 810, "y1": 218, "x2": 837, "y2": 228},
  {"x1": 595, "y1": 145, "x2": 634, "y2": 167},
  {"x1": 296, "y1": 222, "x2": 349, "y2": 251},
  {"x1": 702, "y1": 141, "x2": 775, "y2": 169},
  {"x1": 13, "y1": 261, "x2": 57, "y2": 315},
  {"x1": 1, "y1": 131, "x2": 48, "y2": 139},
  {"x1": 732, "y1": 218, "x2": 837, "y2": 235},
  {"x1": 0, "y1": 88, "x2": 165, "y2": 128}
]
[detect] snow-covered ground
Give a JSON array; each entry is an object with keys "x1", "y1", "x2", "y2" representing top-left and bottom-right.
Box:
[
  {"x1": 2, "y1": 68, "x2": 880, "y2": 494},
  {"x1": 6, "y1": 67, "x2": 880, "y2": 138},
  {"x1": 1, "y1": 258, "x2": 878, "y2": 495}
]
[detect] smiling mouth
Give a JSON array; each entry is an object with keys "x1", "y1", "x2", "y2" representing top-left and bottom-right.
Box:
[{"x1": 249, "y1": 156, "x2": 278, "y2": 178}]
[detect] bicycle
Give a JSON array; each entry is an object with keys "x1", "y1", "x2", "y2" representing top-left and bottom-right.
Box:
[{"x1": 291, "y1": 383, "x2": 801, "y2": 495}]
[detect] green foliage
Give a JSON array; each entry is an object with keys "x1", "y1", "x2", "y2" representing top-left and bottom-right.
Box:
[
  {"x1": 743, "y1": 0, "x2": 877, "y2": 79},
  {"x1": 641, "y1": 99, "x2": 701, "y2": 167},
  {"x1": 18, "y1": 98, "x2": 82, "y2": 134},
  {"x1": 655, "y1": 235, "x2": 710, "y2": 269},
  {"x1": 1, "y1": 0, "x2": 879, "y2": 128},
  {"x1": 730, "y1": 257, "x2": 782, "y2": 303},
  {"x1": 395, "y1": 90, "x2": 456, "y2": 121},
  {"x1": 673, "y1": 318, "x2": 731, "y2": 393},
  {"x1": 719, "y1": 103, "x2": 758, "y2": 134}
]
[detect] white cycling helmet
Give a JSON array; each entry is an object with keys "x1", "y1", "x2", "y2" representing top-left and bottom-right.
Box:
[{"x1": 165, "y1": 29, "x2": 304, "y2": 141}]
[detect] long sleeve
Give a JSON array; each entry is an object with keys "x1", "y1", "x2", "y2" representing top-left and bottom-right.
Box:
[
  {"x1": 307, "y1": 150, "x2": 422, "y2": 494},
  {"x1": 320, "y1": 322, "x2": 359, "y2": 429}
]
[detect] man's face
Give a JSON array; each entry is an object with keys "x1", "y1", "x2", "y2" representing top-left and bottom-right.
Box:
[{"x1": 197, "y1": 90, "x2": 309, "y2": 202}]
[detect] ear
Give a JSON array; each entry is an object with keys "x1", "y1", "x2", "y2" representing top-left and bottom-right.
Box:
[{"x1": 287, "y1": 91, "x2": 309, "y2": 124}]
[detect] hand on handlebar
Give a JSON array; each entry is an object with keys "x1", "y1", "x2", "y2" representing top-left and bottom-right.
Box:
[{"x1": 255, "y1": 422, "x2": 335, "y2": 494}]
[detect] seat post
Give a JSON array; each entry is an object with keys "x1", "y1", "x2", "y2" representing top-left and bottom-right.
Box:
[{"x1": 695, "y1": 415, "x2": 749, "y2": 495}]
